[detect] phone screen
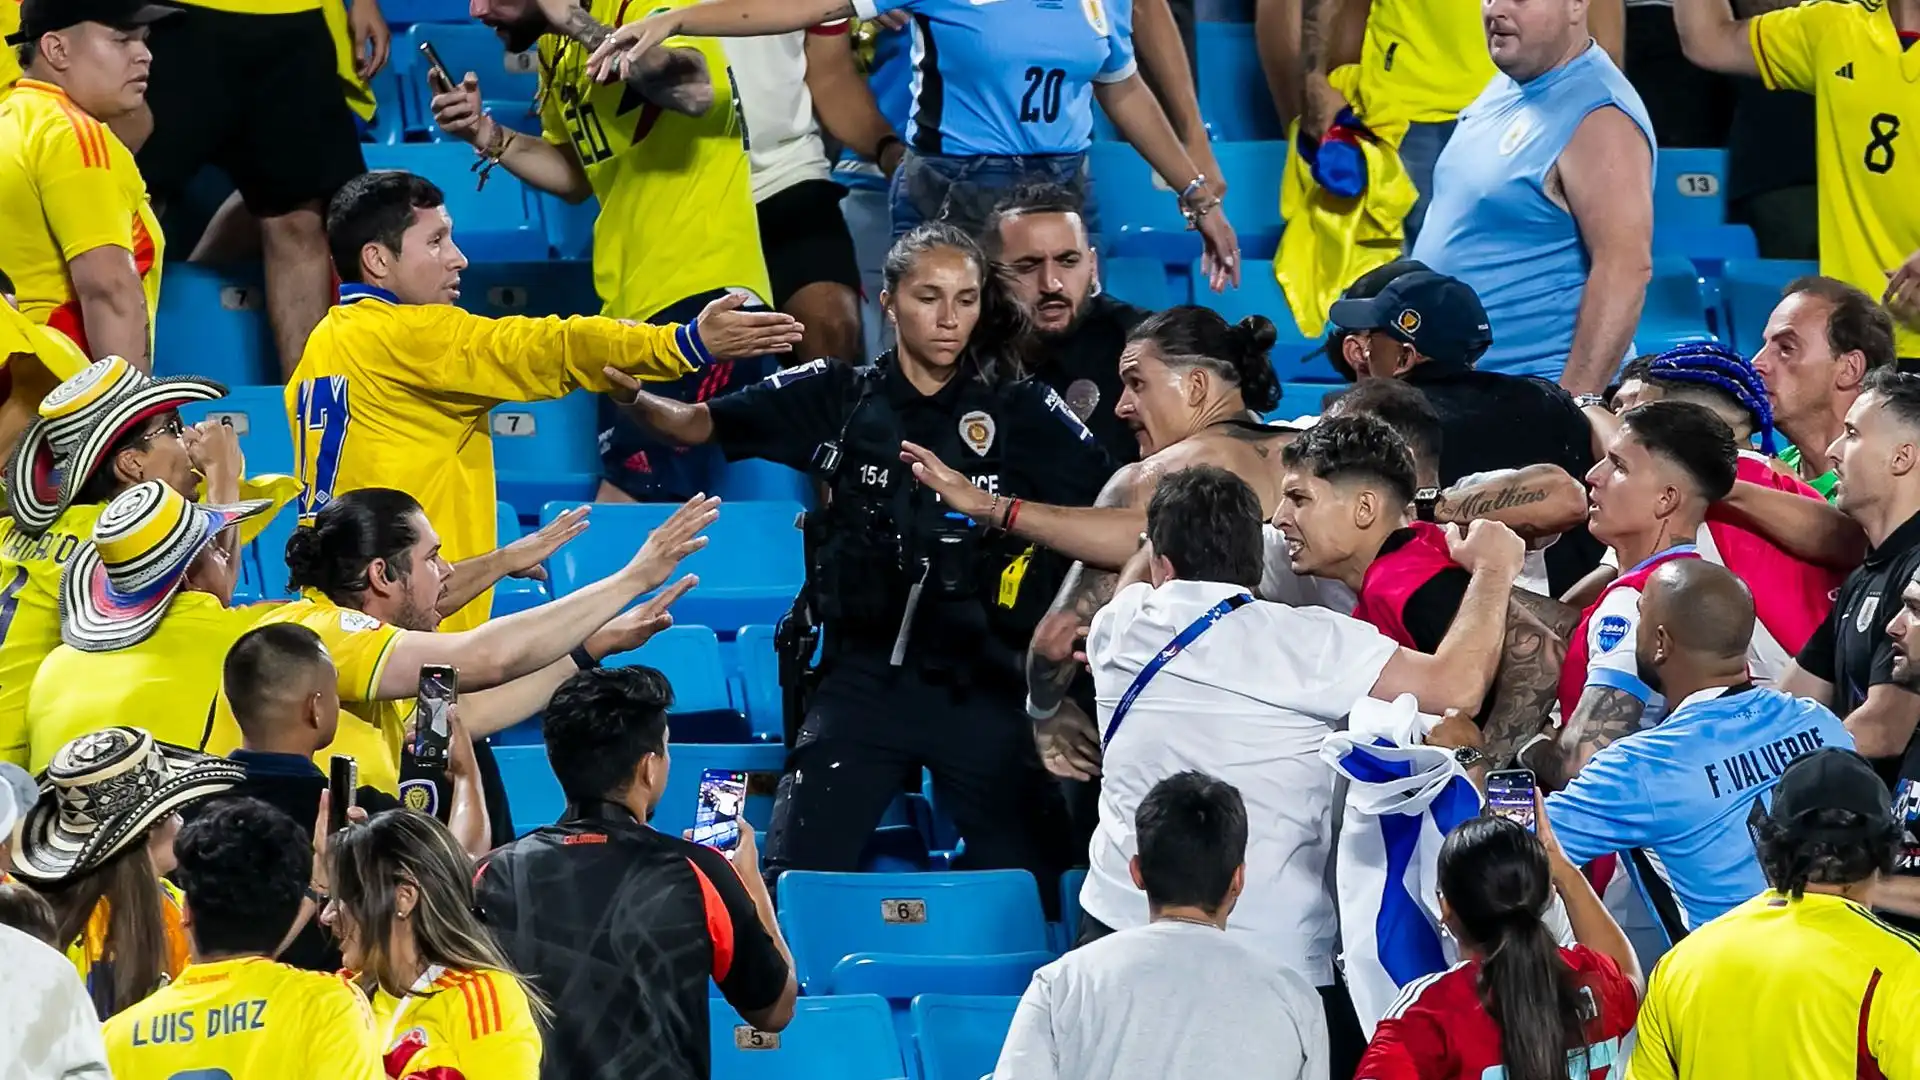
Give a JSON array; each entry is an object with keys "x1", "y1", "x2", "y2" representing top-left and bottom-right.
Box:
[
  {"x1": 692, "y1": 769, "x2": 747, "y2": 851},
  {"x1": 1485, "y1": 769, "x2": 1539, "y2": 832},
  {"x1": 413, "y1": 666, "x2": 457, "y2": 768},
  {"x1": 328, "y1": 756, "x2": 357, "y2": 834}
]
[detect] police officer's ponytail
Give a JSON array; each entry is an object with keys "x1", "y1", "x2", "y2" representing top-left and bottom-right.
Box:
[
  {"x1": 284, "y1": 487, "x2": 427, "y2": 606},
  {"x1": 881, "y1": 223, "x2": 1034, "y2": 386},
  {"x1": 1128, "y1": 306, "x2": 1282, "y2": 414}
]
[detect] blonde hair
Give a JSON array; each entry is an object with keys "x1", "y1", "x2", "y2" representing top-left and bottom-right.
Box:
[{"x1": 328, "y1": 811, "x2": 548, "y2": 1021}]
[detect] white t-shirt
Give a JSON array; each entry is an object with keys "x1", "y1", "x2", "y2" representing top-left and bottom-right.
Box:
[
  {"x1": 1259, "y1": 525, "x2": 1357, "y2": 612},
  {"x1": 992, "y1": 922, "x2": 1329, "y2": 1080},
  {"x1": 0, "y1": 923, "x2": 110, "y2": 1080},
  {"x1": 722, "y1": 30, "x2": 834, "y2": 202},
  {"x1": 1083, "y1": 579, "x2": 1400, "y2": 985}
]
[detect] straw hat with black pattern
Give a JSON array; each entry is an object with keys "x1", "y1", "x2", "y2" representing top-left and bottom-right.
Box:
[
  {"x1": 60, "y1": 480, "x2": 270, "y2": 653},
  {"x1": 5, "y1": 356, "x2": 226, "y2": 538},
  {"x1": 10, "y1": 726, "x2": 243, "y2": 886}
]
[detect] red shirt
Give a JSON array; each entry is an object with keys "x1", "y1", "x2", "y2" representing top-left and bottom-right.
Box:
[{"x1": 1356, "y1": 945, "x2": 1640, "y2": 1080}]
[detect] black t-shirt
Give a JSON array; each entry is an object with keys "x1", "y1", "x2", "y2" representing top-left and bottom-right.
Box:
[
  {"x1": 1794, "y1": 510, "x2": 1920, "y2": 738},
  {"x1": 1029, "y1": 293, "x2": 1150, "y2": 467},
  {"x1": 1403, "y1": 363, "x2": 1604, "y2": 594},
  {"x1": 474, "y1": 806, "x2": 790, "y2": 1080},
  {"x1": 184, "y1": 749, "x2": 403, "y2": 972}
]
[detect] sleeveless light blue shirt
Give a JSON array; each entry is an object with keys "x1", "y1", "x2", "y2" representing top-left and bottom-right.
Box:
[{"x1": 1410, "y1": 42, "x2": 1654, "y2": 380}]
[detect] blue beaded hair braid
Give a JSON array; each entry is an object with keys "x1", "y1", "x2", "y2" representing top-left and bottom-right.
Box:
[{"x1": 1647, "y1": 341, "x2": 1777, "y2": 454}]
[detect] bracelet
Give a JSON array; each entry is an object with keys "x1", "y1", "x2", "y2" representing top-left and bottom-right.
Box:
[
  {"x1": 1005, "y1": 498, "x2": 1023, "y2": 531},
  {"x1": 986, "y1": 493, "x2": 1002, "y2": 530},
  {"x1": 1025, "y1": 694, "x2": 1061, "y2": 721},
  {"x1": 1179, "y1": 195, "x2": 1221, "y2": 229},
  {"x1": 571, "y1": 644, "x2": 601, "y2": 671},
  {"x1": 306, "y1": 884, "x2": 330, "y2": 906},
  {"x1": 1179, "y1": 175, "x2": 1209, "y2": 201},
  {"x1": 471, "y1": 120, "x2": 514, "y2": 191},
  {"x1": 1574, "y1": 393, "x2": 1607, "y2": 409}
]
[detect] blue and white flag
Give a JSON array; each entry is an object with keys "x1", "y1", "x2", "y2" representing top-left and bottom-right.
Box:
[{"x1": 1321, "y1": 695, "x2": 1483, "y2": 1035}]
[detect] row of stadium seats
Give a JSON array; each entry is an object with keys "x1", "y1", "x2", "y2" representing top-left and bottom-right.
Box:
[{"x1": 712, "y1": 993, "x2": 1015, "y2": 1080}]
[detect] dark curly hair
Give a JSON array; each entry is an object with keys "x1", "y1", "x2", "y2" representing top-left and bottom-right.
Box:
[
  {"x1": 1755, "y1": 808, "x2": 1900, "y2": 898},
  {"x1": 1280, "y1": 413, "x2": 1419, "y2": 505},
  {"x1": 883, "y1": 223, "x2": 1035, "y2": 385},
  {"x1": 544, "y1": 666, "x2": 675, "y2": 803},
  {"x1": 284, "y1": 488, "x2": 426, "y2": 605},
  {"x1": 1128, "y1": 306, "x2": 1282, "y2": 414},
  {"x1": 174, "y1": 798, "x2": 312, "y2": 957}
]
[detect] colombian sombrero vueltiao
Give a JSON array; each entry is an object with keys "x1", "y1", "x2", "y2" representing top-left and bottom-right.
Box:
[
  {"x1": 59, "y1": 480, "x2": 269, "y2": 653},
  {"x1": 5, "y1": 357, "x2": 227, "y2": 538}
]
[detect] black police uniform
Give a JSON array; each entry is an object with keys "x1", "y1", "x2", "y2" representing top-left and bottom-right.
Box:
[
  {"x1": 1029, "y1": 293, "x2": 1150, "y2": 467},
  {"x1": 704, "y1": 354, "x2": 1114, "y2": 889}
]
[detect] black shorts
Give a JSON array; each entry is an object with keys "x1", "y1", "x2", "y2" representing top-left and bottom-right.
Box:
[
  {"x1": 137, "y1": 6, "x2": 366, "y2": 217},
  {"x1": 757, "y1": 178, "x2": 861, "y2": 309}
]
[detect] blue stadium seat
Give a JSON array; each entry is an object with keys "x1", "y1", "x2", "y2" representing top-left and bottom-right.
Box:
[
  {"x1": 491, "y1": 392, "x2": 601, "y2": 518},
  {"x1": 491, "y1": 501, "x2": 548, "y2": 617},
  {"x1": 371, "y1": 0, "x2": 468, "y2": 24},
  {"x1": 181, "y1": 385, "x2": 295, "y2": 477},
  {"x1": 777, "y1": 871, "x2": 1050, "y2": 994},
  {"x1": 542, "y1": 499, "x2": 806, "y2": 633},
  {"x1": 492, "y1": 744, "x2": 564, "y2": 836},
  {"x1": 405, "y1": 23, "x2": 539, "y2": 133},
  {"x1": 1196, "y1": 0, "x2": 1254, "y2": 22},
  {"x1": 154, "y1": 265, "x2": 279, "y2": 386},
  {"x1": 710, "y1": 996, "x2": 906, "y2": 1080},
  {"x1": 542, "y1": 193, "x2": 600, "y2": 260},
  {"x1": 1265, "y1": 380, "x2": 1338, "y2": 424},
  {"x1": 1653, "y1": 224, "x2": 1759, "y2": 271},
  {"x1": 1057, "y1": 867, "x2": 1086, "y2": 951},
  {"x1": 1192, "y1": 260, "x2": 1334, "y2": 381},
  {"x1": 911, "y1": 996, "x2": 1020, "y2": 1080},
  {"x1": 832, "y1": 953, "x2": 1050, "y2": 1003},
  {"x1": 1721, "y1": 258, "x2": 1817, "y2": 357},
  {"x1": 652, "y1": 741, "x2": 784, "y2": 840},
  {"x1": 602, "y1": 625, "x2": 749, "y2": 741},
  {"x1": 361, "y1": 143, "x2": 547, "y2": 261},
  {"x1": 714, "y1": 458, "x2": 813, "y2": 505},
  {"x1": 1102, "y1": 257, "x2": 1176, "y2": 310},
  {"x1": 456, "y1": 260, "x2": 599, "y2": 320},
  {"x1": 361, "y1": 65, "x2": 409, "y2": 146},
  {"x1": 1654, "y1": 148, "x2": 1728, "y2": 229},
  {"x1": 1637, "y1": 255, "x2": 1719, "y2": 353},
  {"x1": 733, "y1": 624, "x2": 783, "y2": 738},
  {"x1": 1215, "y1": 140, "x2": 1286, "y2": 259},
  {"x1": 1088, "y1": 143, "x2": 1195, "y2": 265},
  {"x1": 1196, "y1": 23, "x2": 1285, "y2": 141}
]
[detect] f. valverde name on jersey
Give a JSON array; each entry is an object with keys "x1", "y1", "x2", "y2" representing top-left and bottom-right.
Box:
[
  {"x1": 1705, "y1": 725, "x2": 1830, "y2": 800},
  {"x1": 128, "y1": 999, "x2": 269, "y2": 1046}
]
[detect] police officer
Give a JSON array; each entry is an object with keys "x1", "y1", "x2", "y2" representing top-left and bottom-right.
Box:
[{"x1": 603, "y1": 223, "x2": 1114, "y2": 889}]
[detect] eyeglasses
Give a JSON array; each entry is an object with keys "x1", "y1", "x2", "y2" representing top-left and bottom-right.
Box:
[{"x1": 130, "y1": 416, "x2": 186, "y2": 446}]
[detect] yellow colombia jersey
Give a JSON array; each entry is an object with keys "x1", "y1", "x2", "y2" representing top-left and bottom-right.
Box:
[
  {"x1": 1752, "y1": 0, "x2": 1920, "y2": 359},
  {"x1": 1355, "y1": 0, "x2": 1497, "y2": 125},
  {"x1": 372, "y1": 966, "x2": 543, "y2": 1080},
  {"x1": 1626, "y1": 891, "x2": 1920, "y2": 1079},
  {"x1": 105, "y1": 956, "x2": 385, "y2": 1080},
  {"x1": 26, "y1": 592, "x2": 256, "y2": 770},
  {"x1": 0, "y1": 79, "x2": 164, "y2": 357},
  {"x1": 538, "y1": 0, "x2": 772, "y2": 321},
  {"x1": 227, "y1": 593, "x2": 412, "y2": 793},
  {"x1": 0, "y1": 505, "x2": 99, "y2": 766},
  {"x1": 287, "y1": 287, "x2": 697, "y2": 631}
]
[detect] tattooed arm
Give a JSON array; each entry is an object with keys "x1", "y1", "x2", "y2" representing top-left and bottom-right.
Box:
[
  {"x1": 1481, "y1": 592, "x2": 1579, "y2": 765},
  {"x1": 1296, "y1": 0, "x2": 1350, "y2": 140},
  {"x1": 1528, "y1": 685, "x2": 1646, "y2": 791},
  {"x1": 1024, "y1": 466, "x2": 1150, "y2": 716},
  {"x1": 1433, "y1": 465, "x2": 1589, "y2": 541},
  {"x1": 550, "y1": 1, "x2": 715, "y2": 115}
]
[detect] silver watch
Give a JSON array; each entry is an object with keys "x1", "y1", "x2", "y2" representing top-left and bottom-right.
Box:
[{"x1": 1452, "y1": 745, "x2": 1485, "y2": 769}]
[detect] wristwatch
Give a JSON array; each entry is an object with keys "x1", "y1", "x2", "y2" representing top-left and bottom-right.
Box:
[
  {"x1": 1451, "y1": 745, "x2": 1485, "y2": 770},
  {"x1": 1413, "y1": 487, "x2": 1441, "y2": 522},
  {"x1": 1574, "y1": 393, "x2": 1607, "y2": 409}
]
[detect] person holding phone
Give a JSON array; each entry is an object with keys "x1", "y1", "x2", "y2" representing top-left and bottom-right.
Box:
[{"x1": 1357, "y1": 811, "x2": 1642, "y2": 1080}]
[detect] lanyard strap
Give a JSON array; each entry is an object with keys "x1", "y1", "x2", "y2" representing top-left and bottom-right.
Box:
[{"x1": 1102, "y1": 593, "x2": 1254, "y2": 749}]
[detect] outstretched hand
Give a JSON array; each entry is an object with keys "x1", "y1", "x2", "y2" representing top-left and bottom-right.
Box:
[
  {"x1": 504, "y1": 505, "x2": 590, "y2": 581},
  {"x1": 899, "y1": 441, "x2": 994, "y2": 519}
]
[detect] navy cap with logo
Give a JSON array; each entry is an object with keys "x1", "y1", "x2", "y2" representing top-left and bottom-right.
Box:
[
  {"x1": 1328, "y1": 270, "x2": 1494, "y2": 370},
  {"x1": 1767, "y1": 747, "x2": 1896, "y2": 838},
  {"x1": 6, "y1": 0, "x2": 177, "y2": 45}
]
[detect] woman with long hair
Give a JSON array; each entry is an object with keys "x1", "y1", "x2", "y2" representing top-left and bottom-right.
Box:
[
  {"x1": 1356, "y1": 809, "x2": 1645, "y2": 1080},
  {"x1": 603, "y1": 222, "x2": 1111, "y2": 885},
  {"x1": 10, "y1": 728, "x2": 242, "y2": 1018},
  {"x1": 323, "y1": 810, "x2": 544, "y2": 1078}
]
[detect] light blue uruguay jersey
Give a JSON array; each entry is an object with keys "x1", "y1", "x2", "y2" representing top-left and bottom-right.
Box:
[
  {"x1": 851, "y1": 0, "x2": 1137, "y2": 157},
  {"x1": 1545, "y1": 684, "x2": 1853, "y2": 930}
]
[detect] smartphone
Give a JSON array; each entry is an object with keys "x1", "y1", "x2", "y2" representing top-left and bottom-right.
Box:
[
  {"x1": 692, "y1": 769, "x2": 747, "y2": 851},
  {"x1": 412, "y1": 665, "x2": 457, "y2": 769},
  {"x1": 1485, "y1": 769, "x2": 1539, "y2": 832},
  {"x1": 419, "y1": 41, "x2": 455, "y2": 92},
  {"x1": 328, "y1": 756, "x2": 358, "y2": 834}
]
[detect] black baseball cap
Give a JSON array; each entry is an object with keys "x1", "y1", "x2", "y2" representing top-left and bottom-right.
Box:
[
  {"x1": 1328, "y1": 270, "x2": 1493, "y2": 370},
  {"x1": 1767, "y1": 747, "x2": 1895, "y2": 838},
  {"x1": 6, "y1": 0, "x2": 177, "y2": 45}
]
